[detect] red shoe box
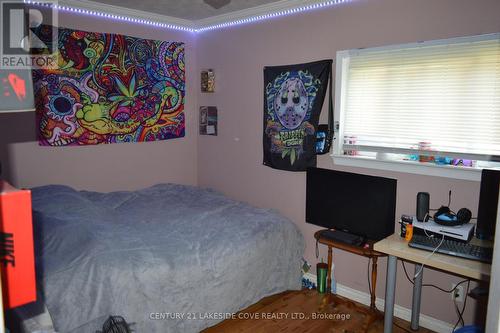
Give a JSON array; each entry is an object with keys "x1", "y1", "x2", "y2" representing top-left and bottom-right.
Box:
[{"x1": 0, "y1": 180, "x2": 36, "y2": 309}]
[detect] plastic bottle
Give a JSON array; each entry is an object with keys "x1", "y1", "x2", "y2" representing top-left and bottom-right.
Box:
[
  {"x1": 330, "y1": 263, "x2": 337, "y2": 294},
  {"x1": 405, "y1": 222, "x2": 413, "y2": 241}
]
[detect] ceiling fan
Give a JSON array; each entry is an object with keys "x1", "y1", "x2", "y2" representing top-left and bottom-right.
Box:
[{"x1": 203, "y1": 0, "x2": 231, "y2": 9}]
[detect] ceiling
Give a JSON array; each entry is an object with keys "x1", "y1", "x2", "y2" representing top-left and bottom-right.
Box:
[{"x1": 88, "y1": 0, "x2": 283, "y2": 21}]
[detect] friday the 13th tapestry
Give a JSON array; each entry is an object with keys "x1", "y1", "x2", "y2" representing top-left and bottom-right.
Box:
[
  {"x1": 263, "y1": 60, "x2": 332, "y2": 171},
  {"x1": 32, "y1": 26, "x2": 185, "y2": 146}
]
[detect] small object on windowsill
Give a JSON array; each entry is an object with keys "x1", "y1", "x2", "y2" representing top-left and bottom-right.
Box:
[
  {"x1": 332, "y1": 153, "x2": 484, "y2": 182},
  {"x1": 407, "y1": 145, "x2": 419, "y2": 161},
  {"x1": 418, "y1": 141, "x2": 434, "y2": 163},
  {"x1": 452, "y1": 159, "x2": 474, "y2": 167},
  {"x1": 343, "y1": 135, "x2": 357, "y2": 156},
  {"x1": 434, "y1": 156, "x2": 452, "y2": 165}
]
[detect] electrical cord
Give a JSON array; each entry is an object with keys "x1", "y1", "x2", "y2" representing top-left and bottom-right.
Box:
[
  {"x1": 422, "y1": 221, "x2": 434, "y2": 237},
  {"x1": 452, "y1": 280, "x2": 471, "y2": 331},
  {"x1": 316, "y1": 238, "x2": 319, "y2": 259},
  {"x1": 413, "y1": 234, "x2": 445, "y2": 279},
  {"x1": 423, "y1": 212, "x2": 431, "y2": 223},
  {"x1": 401, "y1": 261, "x2": 469, "y2": 293},
  {"x1": 453, "y1": 296, "x2": 464, "y2": 328},
  {"x1": 428, "y1": 190, "x2": 452, "y2": 215},
  {"x1": 401, "y1": 261, "x2": 471, "y2": 330},
  {"x1": 402, "y1": 228, "x2": 471, "y2": 329},
  {"x1": 366, "y1": 258, "x2": 448, "y2": 333}
]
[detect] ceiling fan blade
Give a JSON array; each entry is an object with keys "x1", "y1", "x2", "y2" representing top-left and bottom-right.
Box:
[{"x1": 203, "y1": 0, "x2": 231, "y2": 9}]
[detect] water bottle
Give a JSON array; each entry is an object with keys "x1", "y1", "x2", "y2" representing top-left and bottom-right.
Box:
[{"x1": 330, "y1": 263, "x2": 337, "y2": 294}]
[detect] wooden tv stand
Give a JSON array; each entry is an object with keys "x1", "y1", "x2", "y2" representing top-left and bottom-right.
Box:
[{"x1": 314, "y1": 230, "x2": 387, "y2": 310}]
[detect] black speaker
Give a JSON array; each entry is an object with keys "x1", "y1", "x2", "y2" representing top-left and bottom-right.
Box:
[
  {"x1": 416, "y1": 192, "x2": 430, "y2": 222},
  {"x1": 476, "y1": 169, "x2": 500, "y2": 240}
]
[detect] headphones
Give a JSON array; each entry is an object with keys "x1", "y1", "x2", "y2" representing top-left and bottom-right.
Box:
[{"x1": 433, "y1": 206, "x2": 472, "y2": 226}]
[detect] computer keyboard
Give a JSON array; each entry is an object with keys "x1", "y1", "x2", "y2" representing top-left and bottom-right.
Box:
[
  {"x1": 319, "y1": 229, "x2": 363, "y2": 246},
  {"x1": 409, "y1": 234, "x2": 493, "y2": 263}
]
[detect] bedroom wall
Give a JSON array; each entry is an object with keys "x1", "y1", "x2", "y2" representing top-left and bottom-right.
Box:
[
  {"x1": 0, "y1": 12, "x2": 198, "y2": 191},
  {"x1": 196, "y1": 0, "x2": 500, "y2": 327}
]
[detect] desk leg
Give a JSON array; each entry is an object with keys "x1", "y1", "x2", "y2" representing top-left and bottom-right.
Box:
[
  {"x1": 411, "y1": 264, "x2": 423, "y2": 330},
  {"x1": 371, "y1": 257, "x2": 378, "y2": 310},
  {"x1": 384, "y1": 255, "x2": 397, "y2": 333},
  {"x1": 327, "y1": 246, "x2": 333, "y2": 293}
]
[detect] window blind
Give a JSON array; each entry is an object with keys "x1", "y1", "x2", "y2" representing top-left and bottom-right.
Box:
[{"x1": 341, "y1": 35, "x2": 500, "y2": 161}]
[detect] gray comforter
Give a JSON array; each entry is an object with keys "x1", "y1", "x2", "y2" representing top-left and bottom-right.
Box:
[{"x1": 30, "y1": 184, "x2": 304, "y2": 332}]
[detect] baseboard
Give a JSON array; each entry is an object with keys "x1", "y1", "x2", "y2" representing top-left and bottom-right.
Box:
[{"x1": 303, "y1": 273, "x2": 454, "y2": 333}]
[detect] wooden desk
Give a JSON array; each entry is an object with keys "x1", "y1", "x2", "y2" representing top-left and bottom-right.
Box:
[
  {"x1": 374, "y1": 234, "x2": 492, "y2": 333},
  {"x1": 314, "y1": 230, "x2": 387, "y2": 310}
]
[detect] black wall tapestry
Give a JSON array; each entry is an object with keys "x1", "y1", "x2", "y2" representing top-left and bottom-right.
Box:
[{"x1": 263, "y1": 59, "x2": 332, "y2": 171}]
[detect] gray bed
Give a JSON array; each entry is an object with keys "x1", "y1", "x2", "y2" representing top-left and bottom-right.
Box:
[{"x1": 19, "y1": 183, "x2": 304, "y2": 332}]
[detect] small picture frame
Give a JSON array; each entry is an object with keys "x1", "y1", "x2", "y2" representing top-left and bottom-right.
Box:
[
  {"x1": 199, "y1": 106, "x2": 218, "y2": 135},
  {"x1": 201, "y1": 69, "x2": 215, "y2": 93}
]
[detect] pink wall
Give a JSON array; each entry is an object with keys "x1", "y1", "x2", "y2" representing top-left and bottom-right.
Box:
[
  {"x1": 196, "y1": 0, "x2": 500, "y2": 326},
  {"x1": 0, "y1": 0, "x2": 498, "y2": 327},
  {"x1": 0, "y1": 12, "x2": 198, "y2": 191}
]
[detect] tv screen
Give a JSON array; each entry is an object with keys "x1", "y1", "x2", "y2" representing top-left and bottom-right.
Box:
[{"x1": 306, "y1": 167, "x2": 397, "y2": 241}]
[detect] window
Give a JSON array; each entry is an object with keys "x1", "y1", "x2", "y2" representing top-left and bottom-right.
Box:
[{"x1": 334, "y1": 34, "x2": 500, "y2": 176}]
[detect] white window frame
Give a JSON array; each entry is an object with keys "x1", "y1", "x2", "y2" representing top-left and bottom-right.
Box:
[{"x1": 332, "y1": 34, "x2": 500, "y2": 181}]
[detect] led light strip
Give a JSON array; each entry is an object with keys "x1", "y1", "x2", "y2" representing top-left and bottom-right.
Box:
[
  {"x1": 24, "y1": 0, "x2": 351, "y2": 33},
  {"x1": 24, "y1": 0, "x2": 196, "y2": 32},
  {"x1": 198, "y1": 0, "x2": 351, "y2": 32}
]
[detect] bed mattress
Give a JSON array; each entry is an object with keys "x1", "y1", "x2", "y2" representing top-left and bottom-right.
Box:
[{"x1": 18, "y1": 184, "x2": 304, "y2": 332}]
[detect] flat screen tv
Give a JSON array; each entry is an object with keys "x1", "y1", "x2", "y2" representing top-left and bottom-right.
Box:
[{"x1": 306, "y1": 167, "x2": 397, "y2": 241}]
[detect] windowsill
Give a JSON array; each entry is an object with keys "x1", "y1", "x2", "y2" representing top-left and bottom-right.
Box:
[{"x1": 331, "y1": 154, "x2": 483, "y2": 181}]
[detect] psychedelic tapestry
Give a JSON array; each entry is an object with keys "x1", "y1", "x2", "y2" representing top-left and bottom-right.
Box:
[
  {"x1": 32, "y1": 26, "x2": 185, "y2": 146},
  {"x1": 263, "y1": 60, "x2": 332, "y2": 171}
]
